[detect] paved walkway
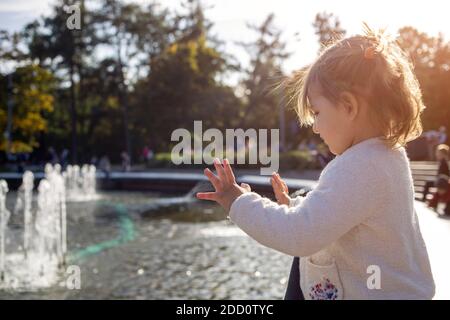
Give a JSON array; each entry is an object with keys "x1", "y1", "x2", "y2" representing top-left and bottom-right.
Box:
[{"x1": 415, "y1": 201, "x2": 450, "y2": 300}]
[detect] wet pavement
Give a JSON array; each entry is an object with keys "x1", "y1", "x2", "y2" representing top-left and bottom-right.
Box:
[
  {"x1": 0, "y1": 192, "x2": 292, "y2": 300},
  {"x1": 0, "y1": 191, "x2": 448, "y2": 300}
]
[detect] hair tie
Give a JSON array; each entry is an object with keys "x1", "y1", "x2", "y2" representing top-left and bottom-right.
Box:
[{"x1": 364, "y1": 46, "x2": 376, "y2": 60}]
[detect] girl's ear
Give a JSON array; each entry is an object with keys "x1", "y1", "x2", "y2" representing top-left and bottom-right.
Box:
[{"x1": 339, "y1": 91, "x2": 359, "y2": 120}]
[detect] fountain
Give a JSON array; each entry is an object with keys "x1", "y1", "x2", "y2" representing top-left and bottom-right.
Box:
[
  {"x1": 0, "y1": 164, "x2": 70, "y2": 290},
  {"x1": 0, "y1": 180, "x2": 11, "y2": 282},
  {"x1": 64, "y1": 164, "x2": 97, "y2": 201}
]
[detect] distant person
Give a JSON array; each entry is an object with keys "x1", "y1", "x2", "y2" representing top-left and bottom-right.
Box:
[
  {"x1": 60, "y1": 148, "x2": 69, "y2": 168},
  {"x1": 99, "y1": 155, "x2": 111, "y2": 178},
  {"x1": 120, "y1": 151, "x2": 131, "y2": 172},
  {"x1": 424, "y1": 129, "x2": 441, "y2": 160},
  {"x1": 436, "y1": 144, "x2": 450, "y2": 176},
  {"x1": 426, "y1": 176, "x2": 450, "y2": 216},
  {"x1": 141, "y1": 145, "x2": 154, "y2": 165},
  {"x1": 438, "y1": 126, "x2": 447, "y2": 144},
  {"x1": 147, "y1": 148, "x2": 154, "y2": 163},
  {"x1": 422, "y1": 144, "x2": 450, "y2": 201},
  {"x1": 141, "y1": 146, "x2": 150, "y2": 163},
  {"x1": 47, "y1": 147, "x2": 59, "y2": 165}
]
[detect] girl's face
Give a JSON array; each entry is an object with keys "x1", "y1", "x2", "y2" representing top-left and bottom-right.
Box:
[{"x1": 308, "y1": 84, "x2": 355, "y2": 155}]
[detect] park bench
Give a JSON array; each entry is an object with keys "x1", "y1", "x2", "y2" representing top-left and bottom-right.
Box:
[{"x1": 410, "y1": 161, "x2": 449, "y2": 201}]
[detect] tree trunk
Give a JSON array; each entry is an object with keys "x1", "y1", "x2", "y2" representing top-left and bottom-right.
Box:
[
  {"x1": 69, "y1": 61, "x2": 78, "y2": 163},
  {"x1": 117, "y1": 45, "x2": 132, "y2": 165}
]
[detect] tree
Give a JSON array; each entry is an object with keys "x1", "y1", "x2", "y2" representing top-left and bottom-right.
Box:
[
  {"x1": 19, "y1": 0, "x2": 95, "y2": 162},
  {"x1": 132, "y1": 0, "x2": 241, "y2": 152},
  {"x1": 237, "y1": 13, "x2": 290, "y2": 130},
  {"x1": 0, "y1": 64, "x2": 54, "y2": 153},
  {"x1": 397, "y1": 27, "x2": 450, "y2": 136},
  {"x1": 93, "y1": 0, "x2": 172, "y2": 162},
  {"x1": 313, "y1": 12, "x2": 346, "y2": 50}
]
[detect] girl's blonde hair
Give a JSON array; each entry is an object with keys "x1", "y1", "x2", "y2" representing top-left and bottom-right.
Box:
[{"x1": 286, "y1": 24, "x2": 426, "y2": 149}]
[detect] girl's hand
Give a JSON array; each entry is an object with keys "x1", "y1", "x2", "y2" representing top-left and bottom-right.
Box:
[
  {"x1": 271, "y1": 172, "x2": 290, "y2": 205},
  {"x1": 196, "y1": 158, "x2": 251, "y2": 211}
]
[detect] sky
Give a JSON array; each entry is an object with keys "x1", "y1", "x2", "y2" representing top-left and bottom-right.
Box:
[{"x1": 1, "y1": 0, "x2": 450, "y2": 77}]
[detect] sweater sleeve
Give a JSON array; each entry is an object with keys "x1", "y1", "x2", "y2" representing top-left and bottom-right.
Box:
[
  {"x1": 289, "y1": 196, "x2": 305, "y2": 207},
  {"x1": 229, "y1": 160, "x2": 385, "y2": 257}
]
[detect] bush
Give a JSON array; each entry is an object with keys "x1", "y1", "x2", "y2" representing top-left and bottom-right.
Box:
[{"x1": 148, "y1": 152, "x2": 175, "y2": 168}]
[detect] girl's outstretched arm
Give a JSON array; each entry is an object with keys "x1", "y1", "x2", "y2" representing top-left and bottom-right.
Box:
[{"x1": 227, "y1": 160, "x2": 386, "y2": 257}]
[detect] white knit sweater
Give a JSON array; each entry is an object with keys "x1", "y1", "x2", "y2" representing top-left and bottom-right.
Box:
[{"x1": 229, "y1": 137, "x2": 435, "y2": 299}]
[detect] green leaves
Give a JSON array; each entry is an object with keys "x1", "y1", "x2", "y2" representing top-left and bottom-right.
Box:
[{"x1": 0, "y1": 64, "x2": 55, "y2": 153}]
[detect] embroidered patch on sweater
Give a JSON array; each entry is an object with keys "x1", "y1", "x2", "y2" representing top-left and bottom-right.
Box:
[{"x1": 309, "y1": 278, "x2": 339, "y2": 300}]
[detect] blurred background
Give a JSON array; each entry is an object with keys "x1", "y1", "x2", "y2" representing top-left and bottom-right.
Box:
[{"x1": 1, "y1": 0, "x2": 449, "y2": 170}]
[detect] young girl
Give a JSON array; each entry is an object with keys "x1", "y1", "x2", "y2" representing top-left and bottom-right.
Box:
[{"x1": 196, "y1": 26, "x2": 435, "y2": 300}]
